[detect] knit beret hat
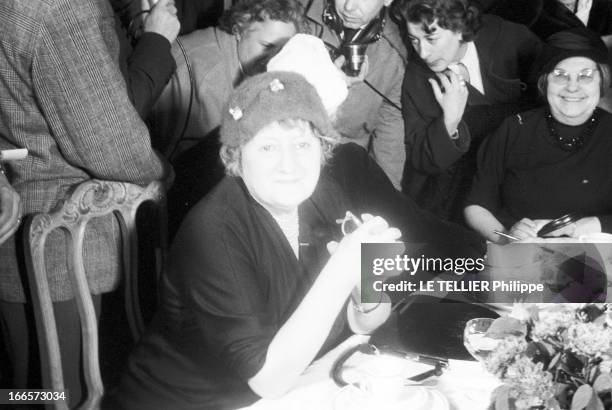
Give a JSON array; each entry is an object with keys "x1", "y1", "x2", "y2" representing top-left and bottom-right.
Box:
[
  {"x1": 538, "y1": 27, "x2": 610, "y2": 77},
  {"x1": 220, "y1": 71, "x2": 339, "y2": 148}
]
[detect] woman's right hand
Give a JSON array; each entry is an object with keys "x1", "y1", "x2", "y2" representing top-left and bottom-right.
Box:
[
  {"x1": 428, "y1": 70, "x2": 469, "y2": 137},
  {"x1": 327, "y1": 214, "x2": 401, "y2": 282}
]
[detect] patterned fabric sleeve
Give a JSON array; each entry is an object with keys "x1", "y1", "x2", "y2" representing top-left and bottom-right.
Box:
[{"x1": 32, "y1": 0, "x2": 164, "y2": 185}]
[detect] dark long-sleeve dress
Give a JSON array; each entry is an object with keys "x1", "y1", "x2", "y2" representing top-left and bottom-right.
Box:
[
  {"x1": 401, "y1": 15, "x2": 544, "y2": 222},
  {"x1": 112, "y1": 143, "x2": 484, "y2": 409},
  {"x1": 466, "y1": 107, "x2": 612, "y2": 231}
]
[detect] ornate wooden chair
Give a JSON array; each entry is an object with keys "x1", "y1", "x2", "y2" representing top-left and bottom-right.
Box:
[{"x1": 22, "y1": 179, "x2": 167, "y2": 410}]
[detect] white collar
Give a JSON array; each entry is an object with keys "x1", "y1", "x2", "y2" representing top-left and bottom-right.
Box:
[{"x1": 456, "y1": 42, "x2": 484, "y2": 95}]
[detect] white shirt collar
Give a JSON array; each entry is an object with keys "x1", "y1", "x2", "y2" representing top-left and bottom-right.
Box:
[{"x1": 456, "y1": 42, "x2": 485, "y2": 95}]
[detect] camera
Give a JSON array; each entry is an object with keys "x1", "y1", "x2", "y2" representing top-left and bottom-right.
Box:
[{"x1": 341, "y1": 43, "x2": 368, "y2": 77}]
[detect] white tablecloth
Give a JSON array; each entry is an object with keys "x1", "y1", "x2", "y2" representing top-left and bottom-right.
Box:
[{"x1": 239, "y1": 335, "x2": 500, "y2": 410}]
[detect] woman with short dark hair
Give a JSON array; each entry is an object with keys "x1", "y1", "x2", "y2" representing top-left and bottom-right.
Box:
[{"x1": 396, "y1": 0, "x2": 544, "y2": 223}]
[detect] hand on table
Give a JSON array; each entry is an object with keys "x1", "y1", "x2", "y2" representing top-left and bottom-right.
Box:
[
  {"x1": 509, "y1": 216, "x2": 602, "y2": 241},
  {"x1": 508, "y1": 218, "x2": 548, "y2": 241}
]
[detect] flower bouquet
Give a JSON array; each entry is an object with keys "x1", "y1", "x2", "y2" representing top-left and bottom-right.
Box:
[{"x1": 482, "y1": 304, "x2": 612, "y2": 410}]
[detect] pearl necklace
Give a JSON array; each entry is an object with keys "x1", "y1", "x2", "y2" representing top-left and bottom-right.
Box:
[
  {"x1": 272, "y1": 211, "x2": 300, "y2": 259},
  {"x1": 545, "y1": 108, "x2": 600, "y2": 152}
]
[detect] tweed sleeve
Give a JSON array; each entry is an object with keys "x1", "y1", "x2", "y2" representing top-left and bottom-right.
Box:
[
  {"x1": 31, "y1": 0, "x2": 164, "y2": 185},
  {"x1": 371, "y1": 58, "x2": 406, "y2": 190}
]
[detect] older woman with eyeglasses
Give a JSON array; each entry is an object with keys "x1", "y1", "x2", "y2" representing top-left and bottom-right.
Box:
[{"x1": 465, "y1": 28, "x2": 612, "y2": 242}]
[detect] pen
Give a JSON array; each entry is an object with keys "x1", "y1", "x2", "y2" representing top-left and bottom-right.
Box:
[{"x1": 493, "y1": 230, "x2": 519, "y2": 241}]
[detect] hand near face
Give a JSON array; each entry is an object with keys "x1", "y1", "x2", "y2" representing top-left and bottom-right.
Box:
[
  {"x1": 0, "y1": 181, "x2": 22, "y2": 246},
  {"x1": 428, "y1": 70, "x2": 469, "y2": 136},
  {"x1": 575, "y1": 0, "x2": 593, "y2": 26},
  {"x1": 142, "y1": 0, "x2": 180, "y2": 44}
]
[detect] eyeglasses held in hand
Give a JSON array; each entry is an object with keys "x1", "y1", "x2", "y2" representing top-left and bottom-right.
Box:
[{"x1": 335, "y1": 211, "x2": 362, "y2": 236}]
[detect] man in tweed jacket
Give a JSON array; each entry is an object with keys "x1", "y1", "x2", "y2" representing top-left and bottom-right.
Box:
[
  {"x1": 301, "y1": 0, "x2": 408, "y2": 190},
  {"x1": 0, "y1": 0, "x2": 165, "y2": 401}
]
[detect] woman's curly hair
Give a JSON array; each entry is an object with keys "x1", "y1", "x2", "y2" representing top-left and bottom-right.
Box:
[
  {"x1": 220, "y1": 119, "x2": 337, "y2": 177},
  {"x1": 393, "y1": 0, "x2": 482, "y2": 42},
  {"x1": 218, "y1": 0, "x2": 309, "y2": 35}
]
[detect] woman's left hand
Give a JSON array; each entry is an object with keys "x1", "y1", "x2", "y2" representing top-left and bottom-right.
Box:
[
  {"x1": 509, "y1": 218, "x2": 548, "y2": 241},
  {"x1": 534, "y1": 216, "x2": 601, "y2": 238}
]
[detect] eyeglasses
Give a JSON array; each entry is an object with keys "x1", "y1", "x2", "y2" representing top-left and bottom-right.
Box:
[{"x1": 550, "y1": 68, "x2": 598, "y2": 85}]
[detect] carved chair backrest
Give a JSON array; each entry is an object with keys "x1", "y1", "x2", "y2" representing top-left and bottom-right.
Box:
[{"x1": 23, "y1": 180, "x2": 167, "y2": 410}]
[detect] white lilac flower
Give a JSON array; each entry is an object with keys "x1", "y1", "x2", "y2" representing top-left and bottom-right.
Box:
[
  {"x1": 532, "y1": 307, "x2": 577, "y2": 341},
  {"x1": 566, "y1": 322, "x2": 612, "y2": 358},
  {"x1": 504, "y1": 357, "x2": 555, "y2": 410},
  {"x1": 509, "y1": 302, "x2": 536, "y2": 322},
  {"x1": 485, "y1": 337, "x2": 528, "y2": 377}
]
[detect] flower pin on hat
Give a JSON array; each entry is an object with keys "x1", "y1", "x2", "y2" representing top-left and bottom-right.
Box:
[
  {"x1": 229, "y1": 106, "x2": 243, "y2": 121},
  {"x1": 269, "y1": 78, "x2": 284, "y2": 92}
]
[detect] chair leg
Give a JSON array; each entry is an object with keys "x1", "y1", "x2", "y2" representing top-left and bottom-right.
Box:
[
  {"x1": 70, "y1": 225, "x2": 103, "y2": 410},
  {"x1": 119, "y1": 212, "x2": 145, "y2": 341},
  {"x1": 23, "y1": 216, "x2": 68, "y2": 410}
]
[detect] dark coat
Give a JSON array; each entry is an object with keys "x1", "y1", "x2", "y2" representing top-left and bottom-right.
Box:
[
  {"x1": 532, "y1": 0, "x2": 612, "y2": 39},
  {"x1": 401, "y1": 14, "x2": 544, "y2": 222},
  {"x1": 113, "y1": 143, "x2": 483, "y2": 409}
]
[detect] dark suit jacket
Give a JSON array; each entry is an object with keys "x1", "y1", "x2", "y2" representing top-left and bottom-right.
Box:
[
  {"x1": 532, "y1": 0, "x2": 612, "y2": 39},
  {"x1": 401, "y1": 14, "x2": 544, "y2": 222}
]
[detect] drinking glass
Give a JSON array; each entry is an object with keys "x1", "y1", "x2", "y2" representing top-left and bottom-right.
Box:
[{"x1": 463, "y1": 318, "x2": 498, "y2": 361}]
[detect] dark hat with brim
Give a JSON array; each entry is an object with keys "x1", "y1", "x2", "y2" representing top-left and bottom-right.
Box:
[{"x1": 538, "y1": 27, "x2": 610, "y2": 76}]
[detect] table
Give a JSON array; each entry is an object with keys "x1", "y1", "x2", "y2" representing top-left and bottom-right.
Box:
[{"x1": 240, "y1": 334, "x2": 501, "y2": 410}]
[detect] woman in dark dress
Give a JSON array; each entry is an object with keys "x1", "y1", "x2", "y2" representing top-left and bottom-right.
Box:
[
  {"x1": 111, "y1": 71, "x2": 402, "y2": 410},
  {"x1": 465, "y1": 28, "x2": 612, "y2": 242}
]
